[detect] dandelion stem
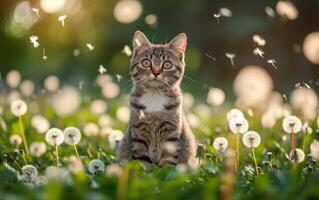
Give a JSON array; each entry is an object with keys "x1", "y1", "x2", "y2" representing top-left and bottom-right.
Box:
[
  {"x1": 251, "y1": 148, "x2": 259, "y2": 176},
  {"x1": 235, "y1": 133, "x2": 240, "y2": 170},
  {"x1": 302, "y1": 135, "x2": 306, "y2": 153},
  {"x1": 55, "y1": 145, "x2": 59, "y2": 167},
  {"x1": 14, "y1": 160, "x2": 22, "y2": 170},
  {"x1": 18, "y1": 116, "x2": 29, "y2": 155},
  {"x1": 291, "y1": 133, "x2": 297, "y2": 163},
  {"x1": 73, "y1": 144, "x2": 83, "y2": 166},
  {"x1": 117, "y1": 166, "x2": 129, "y2": 200},
  {"x1": 21, "y1": 153, "x2": 27, "y2": 165}
]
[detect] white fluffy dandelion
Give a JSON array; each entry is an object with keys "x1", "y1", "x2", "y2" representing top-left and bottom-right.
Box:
[
  {"x1": 288, "y1": 148, "x2": 305, "y2": 163},
  {"x1": 11, "y1": 100, "x2": 27, "y2": 117},
  {"x1": 282, "y1": 115, "x2": 302, "y2": 134},
  {"x1": 10, "y1": 134, "x2": 22, "y2": 146},
  {"x1": 83, "y1": 122, "x2": 99, "y2": 137},
  {"x1": 45, "y1": 128, "x2": 64, "y2": 146},
  {"x1": 29, "y1": 142, "x2": 46, "y2": 157},
  {"x1": 242, "y1": 131, "x2": 261, "y2": 148},
  {"x1": 108, "y1": 129, "x2": 124, "y2": 149},
  {"x1": 21, "y1": 165, "x2": 38, "y2": 182},
  {"x1": 213, "y1": 137, "x2": 228, "y2": 152},
  {"x1": 63, "y1": 127, "x2": 81, "y2": 145},
  {"x1": 88, "y1": 159, "x2": 105, "y2": 174},
  {"x1": 228, "y1": 116, "x2": 249, "y2": 134},
  {"x1": 226, "y1": 108, "x2": 244, "y2": 122}
]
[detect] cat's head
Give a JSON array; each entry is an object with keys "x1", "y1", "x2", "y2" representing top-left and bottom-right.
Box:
[{"x1": 130, "y1": 31, "x2": 187, "y2": 89}]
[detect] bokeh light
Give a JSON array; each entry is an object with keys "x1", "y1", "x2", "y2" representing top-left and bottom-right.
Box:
[{"x1": 113, "y1": 0, "x2": 143, "y2": 24}]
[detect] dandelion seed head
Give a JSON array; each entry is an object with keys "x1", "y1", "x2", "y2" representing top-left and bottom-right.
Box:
[
  {"x1": 21, "y1": 165, "x2": 38, "y2": 182},
  {"x1": 20, "y1": 80, "x2": 34, "y2": 97},
  {"x1": 63, "y1": 127, "x2": 81, "y2": 145},
  {"x1": 44, "y1": 75, "x2": 59, "y2": 92},
  {"x1": 29, "y1": 142, "x2": 46, "y2": 157},
  {"x1": 6, "y1": 70, "x2": 21, "y2": 88},
  {"x1": 113, "y1": 0, "x2": 143, "y2": 24},
  {"x1": 83, "y1": 122, "x2": 99, "y2": 137},
  {"x1": 303, "y1": 32, "x2": 319, "y2": 65},
  {"x1": 207, "y1": 88, "x2": 225, "y2": 107},
  {"x1": 10, "y1": 134, "x2": 22, "y2": 146},
  {"x1": 45, "y1": 128, "x2": 64, "y2": 146},
  {"x1": 116, "y1": 106, "x2": 130, "y2": 123},
  {"x1": 302, "y1": 123, "x2": 313, "y2": 135},
  {"x1": 226, "y1": 108, "x2": 244, "y2": 122},
  {"x1": 276, "y1": 1, "x2": 298, "y2": 20},
  {"x1": 88, "y1": 159, "x2": 105, "y2": 174},
  {"x1": 213, "y1": 137, "x2": 228, "y2": 152},
  {"x1": 229, "y1": 116, "x2": 249, "y2": 134},
  {"x1": 11, "y1": 99, "x2": 27, "y2": 116},
  {"x1": 51, "y1": 85, "x2": 81, "y2": 116},
  {"x1": 90, "y1": 99, "x2": 107, "y2": 115},
  {"x1": 265, "y1": 6, "x2": 275, "y2": 18},
  {"x1": 31, "y1": 115, "x2": 50, "y2": 134},
  {"x1": 242, "y1": 131, "x2": 261, "y2": 148},
  {"x1": 289, "y1": 148, "x2": 305, "y2": 163},
  {"x1": 101, "y1": 82, "x2": 120, "y2": 99},
  {"x1": 108, "y1": 129, "x2": 123, "y2": 149},
  {"x1": 282, "y1": 115, "x2": 302, "y2": 134}
]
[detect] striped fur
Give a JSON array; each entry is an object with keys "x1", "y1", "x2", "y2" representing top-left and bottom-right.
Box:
[{"x1": 117, "y1": 31, "x2": 197, "y2": 169}]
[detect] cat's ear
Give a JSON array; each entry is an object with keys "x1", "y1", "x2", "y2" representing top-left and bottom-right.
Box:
[
  {"x1": 132, "y1": 31, "x2": 151, "y2": 56},
  {"x1": 168, "y1": 33, "x2": 187, "y2": 54}
]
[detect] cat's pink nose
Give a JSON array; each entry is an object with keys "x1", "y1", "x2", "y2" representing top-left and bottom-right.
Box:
[{"x1": 152, "y1": 70, "x2": 160, "y2": 77}]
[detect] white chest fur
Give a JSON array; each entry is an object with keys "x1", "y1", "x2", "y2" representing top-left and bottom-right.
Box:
[{"x1": 139, "y1": 89, "x2": 168, "y2": 112}]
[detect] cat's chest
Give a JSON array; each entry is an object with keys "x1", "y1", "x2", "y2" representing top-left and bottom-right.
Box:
[{"x1": 138, "y1": 90, "x2": 168, "y2": 112}]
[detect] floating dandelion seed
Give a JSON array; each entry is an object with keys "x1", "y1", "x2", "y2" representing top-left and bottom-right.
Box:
[
  {"x1": 86, "y1": 43, "x2": 94, "y2": 51},
  {"x1": 42, "y1": 48, "x2": 48, "y2": 61},
  {"x1": 122, "y1": 45, "x2": 132, "y2": 56},
  {"x1": 29, "y1": 142, "x2": 46, "y2": 157},
  {"x1": 30, "y1": 35, "x2": 40, "y2": 48},
  {"x1": 58, "y1": 15, "x2": 67, "y2": 26},
  {"x1": 252, "y1": 34, "x2": 266, "y2": 46},
  {"x1": 265, "y1": 6, "x2": 275, "y2": 18},
  {"x1": 98, "y1": 65, "x2": 107, "y2": 74},
  {"x1": 225, "y1": 53, "x2": 235, "y2": 67},
  {"x1": 205, "y1": 53, "x2": 216, "y2": 61},
  {"x1": 213, "y1": 137, "x2": 228, "y2": 152},
  {"x1": 253, "y1": 47, "x2": 264, "y2": 58},
  {"x1": 21, "y1": 165, "x2": 38, "y2": 182},
  {"x1": 213, "y1": 13, "x2": 221, "y2": 24},
  {"x1": 10, "y1": 134, "x2": 22, "y2": 146},
  {"x1": 267, "y1": 59, "x2": 278, "y2": 70},
  {"x1": 45, "y1": 128, "x2": 64, "y2": 166},
  {"x1": 88, "y1": 159, "x2": 105, "y2": 175},
  {"x1": 32, "y1": 8, "x2": 41, "y2": 18},
  {"x1": 242, "y1": 131, "x2": 261, "y2": 176},
  {"x1": 116, "y1": 74, "x2": 122, "y2": 82}
]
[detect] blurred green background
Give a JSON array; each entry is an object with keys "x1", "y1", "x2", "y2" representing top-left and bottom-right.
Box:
[{"x1": 0, "y1": 0, "x2": 318, "y2": 96}]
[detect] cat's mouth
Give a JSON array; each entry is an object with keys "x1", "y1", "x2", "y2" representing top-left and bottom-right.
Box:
[{"x1": 146, "y1": 79, "x2": 163, "y2": 88}]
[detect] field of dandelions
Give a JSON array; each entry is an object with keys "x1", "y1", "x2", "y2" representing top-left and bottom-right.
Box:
[{"x1": 0, "y1": 69, "x2": 318, "y2": 200}]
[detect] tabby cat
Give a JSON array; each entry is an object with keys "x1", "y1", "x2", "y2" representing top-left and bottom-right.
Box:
[{"x1": 117, "y1": 31, "x2": 197, "y2": 168}]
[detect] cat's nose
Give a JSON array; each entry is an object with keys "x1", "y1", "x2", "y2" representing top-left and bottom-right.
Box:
[{"x1": 152, "y1": 71, "x2": 160, "y2": 77}]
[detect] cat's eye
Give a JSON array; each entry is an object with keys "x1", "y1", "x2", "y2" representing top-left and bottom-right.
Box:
[
  {"x1": 162, "y1": 61, "x2": 173, "y2": 69},
  {"x1": 141, "y1": 59, "x2": 152, "y2": 68}
]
